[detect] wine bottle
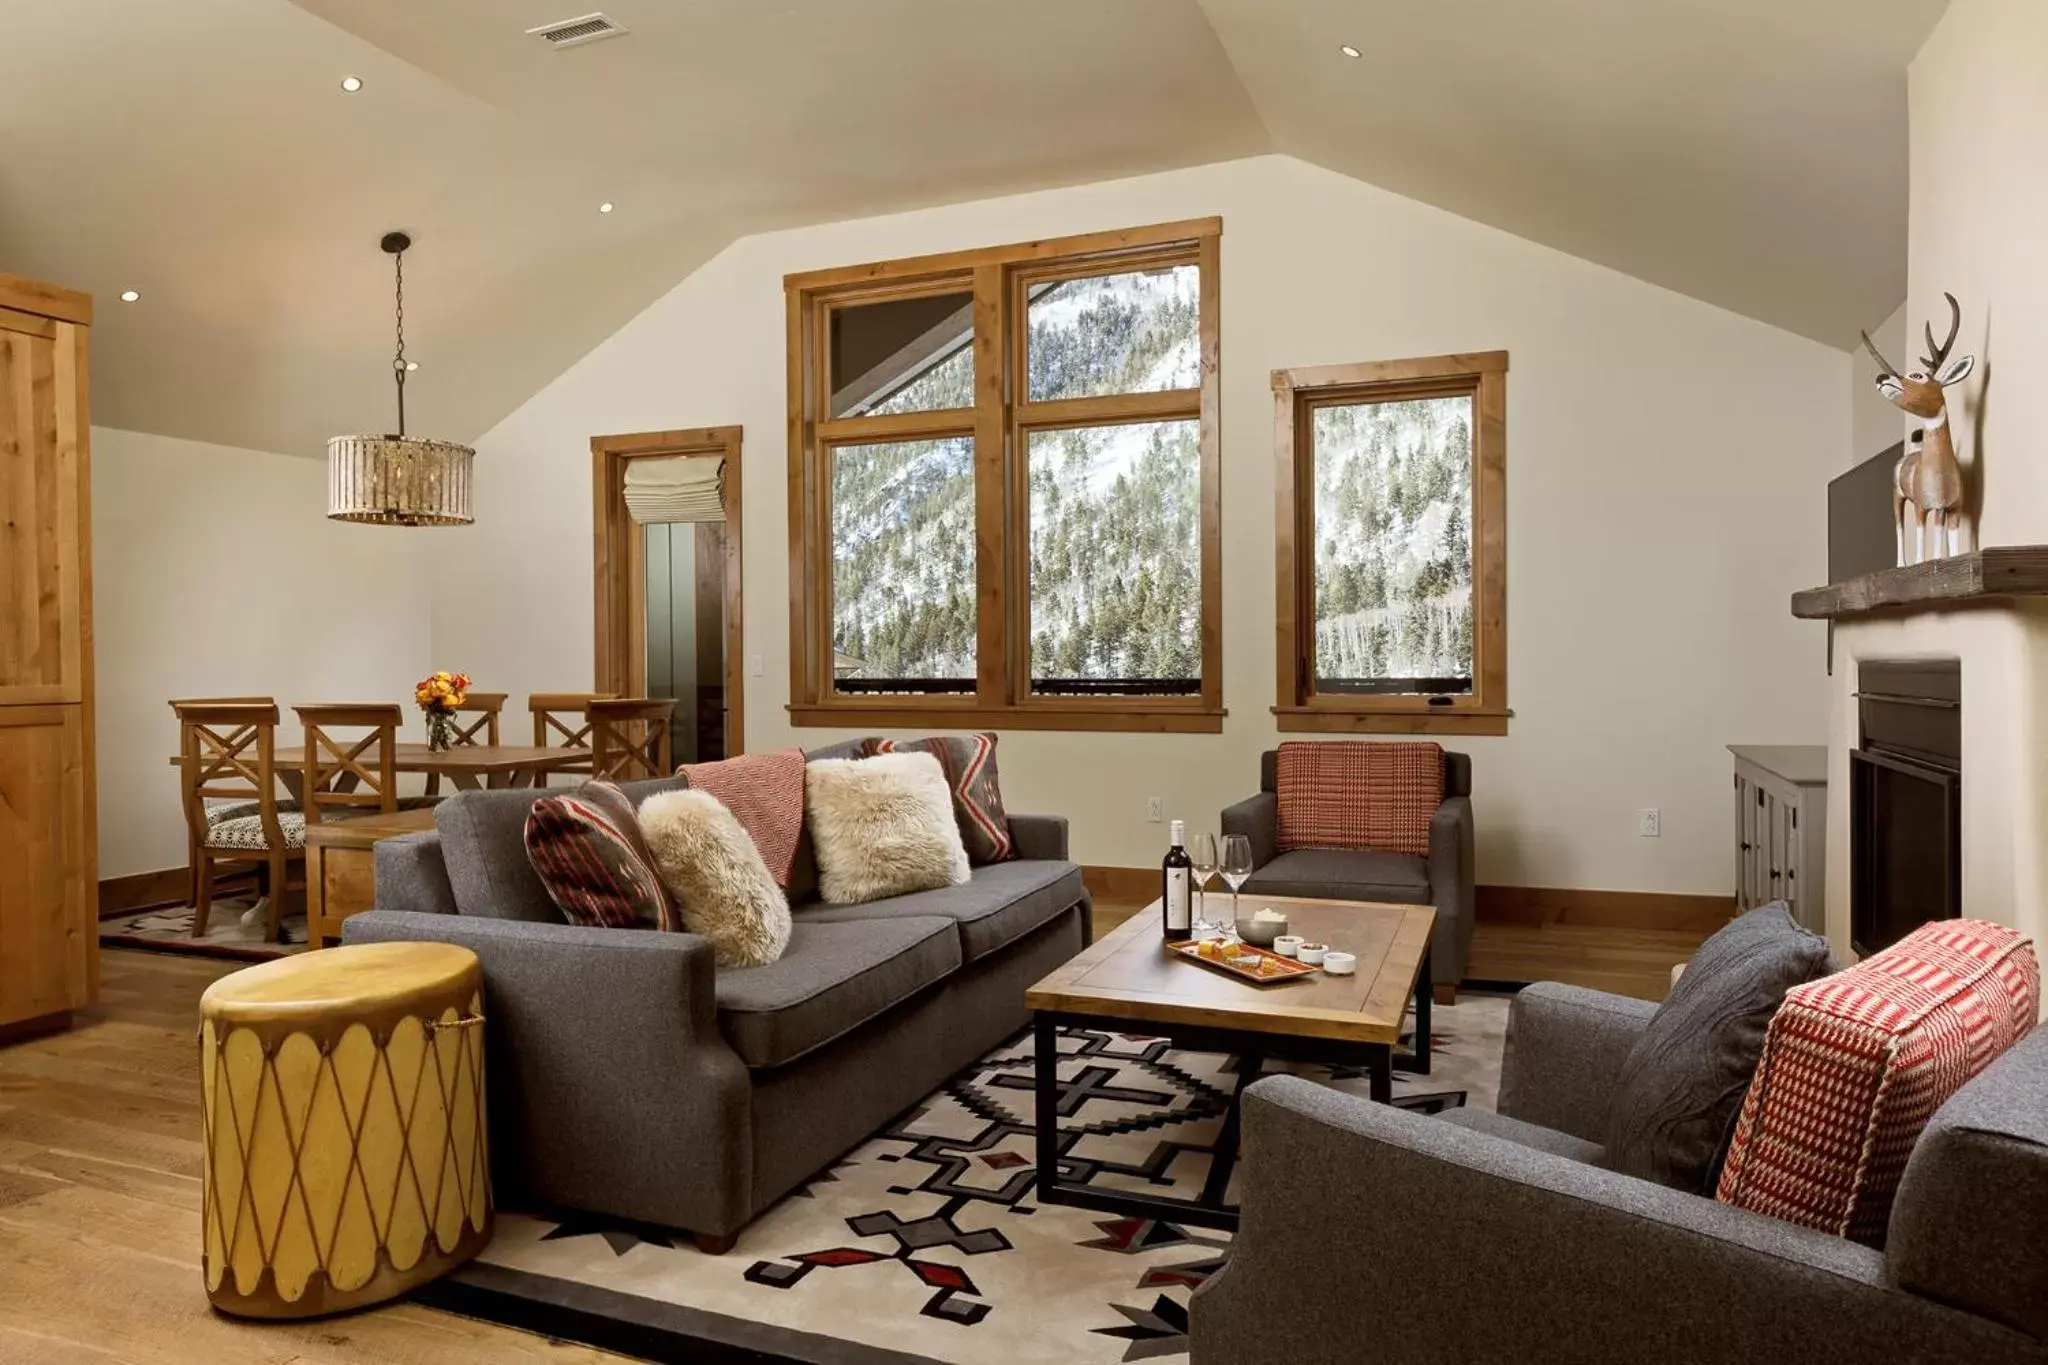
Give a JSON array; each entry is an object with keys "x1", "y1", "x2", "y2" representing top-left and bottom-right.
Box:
[{"x1": 1162, "y1": 819, "x2": 1192, "y2": 940}]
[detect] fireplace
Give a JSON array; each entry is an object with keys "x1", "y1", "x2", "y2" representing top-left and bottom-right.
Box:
[{"x1": 1849, "y1": 659, "x2": 1961, "y2": 956}]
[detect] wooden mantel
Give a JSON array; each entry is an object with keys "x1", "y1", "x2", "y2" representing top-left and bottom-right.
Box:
[{"x1": 1793, "y1": 546, "x2": 2048, "y2": 620}]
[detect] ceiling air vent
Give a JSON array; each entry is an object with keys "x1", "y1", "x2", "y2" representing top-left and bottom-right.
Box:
[{"x1": 526, "y1": 12, "x2": 628, "y2": 49}]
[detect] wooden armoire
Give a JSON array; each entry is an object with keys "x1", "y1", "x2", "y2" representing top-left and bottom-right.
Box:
[{"x1": 0, "y1": 272, "x2": 97, "y2": 1033}]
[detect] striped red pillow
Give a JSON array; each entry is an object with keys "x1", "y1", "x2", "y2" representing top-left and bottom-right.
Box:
[
  {"x1": 864, "y1": 733, "x2": 1013, "y2": 864},
  {"x1": 523, "y1": 781, "x2": 674, "y2": 930},
  {"x1": 1715, "y1": 918, "x2": 2038, "y2": 1243}
]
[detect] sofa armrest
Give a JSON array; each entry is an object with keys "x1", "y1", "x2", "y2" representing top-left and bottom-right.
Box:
[
  {"x1": 1426, "y1": 795, "x2": 1474, "y2": 986},
  {"x1": 372, "y1": 830, "x2": 457, "y2": 915},
  {"x1": 1221, "y1": 792, "x2": 1276, "y2": 870},
  {"x1": 1007, "y1": 813, "x2": 1068, "y2": 861},
  {"x1": 341, "y1": 911, "x2": 755, "y2": 1235},
  {"x1": 1191, "y1": 1077, "x2": 2031, "y2": 1365},
  {"x1": 1496, "y1": 982, "x2": 1657, "y2": 1144}
]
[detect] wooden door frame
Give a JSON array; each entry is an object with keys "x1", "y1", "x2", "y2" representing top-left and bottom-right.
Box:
[{"x1": 591, "y1": 426, "x2": 745, "y2": 758}]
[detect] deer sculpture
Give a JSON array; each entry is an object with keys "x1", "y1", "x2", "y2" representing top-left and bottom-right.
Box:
[{"x1": 1861, "y1": 293, "x2": 1976, "y2": 565}]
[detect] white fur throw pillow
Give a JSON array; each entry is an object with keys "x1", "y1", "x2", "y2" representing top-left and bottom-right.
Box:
[
  {"x1": 637, "y1": 789, "x2": 792, "y2": 968},
  {"x1": 804, "y1": 751, "x2": 971, "y2": 904}
]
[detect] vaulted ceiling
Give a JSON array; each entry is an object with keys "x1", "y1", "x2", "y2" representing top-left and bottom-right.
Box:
[{"x1": 0, "y1": 0, "x2": 1946, "y2": 457}]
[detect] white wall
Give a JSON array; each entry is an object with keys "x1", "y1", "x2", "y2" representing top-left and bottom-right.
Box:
[
  {"x1": 1908, "y1": 0, "x2": 2048, "y2": 547},
  {"x1": 1815, "y1": 0, "x2": 2048, "y2": 982},
  {"x1": 1850, "y1": 301, "x2": 1908, "y2": 470},
  {"x1": 430, "y1": 154, "x2": 1846, "y2": 893},
  {"x1": 92, "y1": 428, "x2": 432, "y2": 878}
]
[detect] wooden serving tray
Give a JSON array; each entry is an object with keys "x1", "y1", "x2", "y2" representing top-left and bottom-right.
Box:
[{"x1": 1166, "y1": 938, "x2": 1320, "y2": 985}]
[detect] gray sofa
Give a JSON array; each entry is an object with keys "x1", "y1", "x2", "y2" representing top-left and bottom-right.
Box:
[
  {"x1": 1191, "y1": 982, "x2": 2048, "y2": 1364},
  {"x1": 1222, "y1": 747, "x2": 1474, "y2": 1001},
  {"x1": 341, "y1": 741, "x2": 1088, "y2": 1252}
]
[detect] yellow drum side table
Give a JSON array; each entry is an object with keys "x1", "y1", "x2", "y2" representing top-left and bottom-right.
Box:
[{"x1": 199, "y1": 941, "x2": 491, "y2": 1318}]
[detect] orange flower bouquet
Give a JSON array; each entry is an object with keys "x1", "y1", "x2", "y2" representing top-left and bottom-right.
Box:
[{"x1": 415, "y1": 670, "x2": 472, "y2": 751}]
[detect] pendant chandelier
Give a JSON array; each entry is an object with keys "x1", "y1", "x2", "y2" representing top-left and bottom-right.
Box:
[{"x1": 326, "y1": 231, "x2": 475, "y2": 525}]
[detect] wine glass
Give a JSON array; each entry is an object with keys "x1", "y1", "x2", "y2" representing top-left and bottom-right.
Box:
[
  {"x1": 1221, "y1": 834, "x2": 1254, "y2": 926},
  {"x1": 1189, "y1": 833, "x2": 1219, "y2": 934}
]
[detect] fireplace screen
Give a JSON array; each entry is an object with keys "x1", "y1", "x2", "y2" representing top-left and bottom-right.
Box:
[{"x1": 1850, "y1": 659, "x2": 1961, "y2": 957}]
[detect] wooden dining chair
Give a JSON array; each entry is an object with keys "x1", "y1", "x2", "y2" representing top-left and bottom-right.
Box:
[
  {"x1": 167, "y1": 696, "x2": 281, "y2": 904},
  {"x1": 529, "y1": 691, "x2": 613, "y2": 784},
  {"x1": 588, "y1": 698, "x2": 677, "y2": 781},
  {"x1": 174, "y1": 701, "x2": 304, "y2": 942},
  {"x1": 293, "y1": 703, "x2": 403, "y2": 825},
  {"x1": 424, "y1": 691, "x2": 509, "y2": 795}
]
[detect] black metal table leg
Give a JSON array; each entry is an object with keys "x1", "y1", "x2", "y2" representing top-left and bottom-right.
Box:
[
  {"x1": 1406, "y1": 945, "x2": 1433, "y2": 1075},
  {"x1": 1034, "y1": 1012, "x2": 1067, "y2": 1210},
  {"x1": 1368, "y1": 1043, "x2": 1392, "y2": 1103},
  {"x1": 1198, "y1": 1049, "x2": 1263, "y2": 1208}
]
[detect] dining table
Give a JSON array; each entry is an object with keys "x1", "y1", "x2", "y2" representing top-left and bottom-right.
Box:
[{"x1": 169, "y1": 742, "x2": 595, "y2": 798}]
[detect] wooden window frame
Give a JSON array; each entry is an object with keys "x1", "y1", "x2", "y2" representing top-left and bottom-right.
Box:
[
  {"x1": 785, "y1": 217, "x2": 1223, "y2": 734},
  {"x1": 591, "y1": 425, "x2": 746, "y2": 757},
  {"x1": 1272, "y1": 352, "x2": 1509, "y2": 736}
]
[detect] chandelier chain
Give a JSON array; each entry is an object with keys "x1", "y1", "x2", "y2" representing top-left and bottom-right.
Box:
[{"x1": 392, "y1": 247, "x2": 407, "y2": 436}]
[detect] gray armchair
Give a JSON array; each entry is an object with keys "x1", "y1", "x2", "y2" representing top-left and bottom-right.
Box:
[
  {"x1": 1222, "y1": 747, "x2": 1474, "y2": 1001},
  {"x1": 1190, "y1": 982, "x2": 2048, "y2": 1365}
]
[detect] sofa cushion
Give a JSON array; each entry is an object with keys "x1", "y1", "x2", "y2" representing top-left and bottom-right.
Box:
[
  {"x1": 523, "y1": 782, "x2": 673, "y2": 930},
  {"x1": 804, "y1": 751, "x2": 970, "y2": 904},
  {"x1": 1275, "y1": 740, "x2": 1443, "y2": 857},
  {"x1": 436, "y1": 777, "x2": 687, "y2": 921},
  {"x1": 639, "y1": 788, "x2": 791, "y2": 968},
  {"x1": 864, "y1": 733, "x2": 1014, "y2": 864},
  {"x1": 715, "y1": 916, "x2": 960, "y2": 1068},
  {"x1": 1238, "y1": 848, "x2": 1429, "y2": 904},
  {"x1": 1440, "y1": 1108, "x2": 1608, "y2": 1167},
  {"x1": 1606, "y1": 903, "x2": 1836, "y2": 1195},
  {"x1": 798, "y1": 859, "x2": 1085, "y2": 963},
  {"x1": 675, "y1": 747, "x2": 807, "y2": 887},
  {"x1": 1716, "y1": 918, "x2": 2038, "y2": 1244}
]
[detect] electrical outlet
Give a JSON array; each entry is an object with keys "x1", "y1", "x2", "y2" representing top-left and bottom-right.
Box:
[
  {"x1": 1146, "y1": 796, "x2": 1164, "y2": 823},
  {"x1": 1638, "y1": 807, "x2": 1662, "y2": 838}
]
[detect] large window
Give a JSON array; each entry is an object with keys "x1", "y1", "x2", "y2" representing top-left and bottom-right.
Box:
[
  {"x1": 787, "y1": 219, "x2": 1222, "y2": 731},
  {"x1": 1273, "y1": 353, "x2": 1508, "y2": 735}
]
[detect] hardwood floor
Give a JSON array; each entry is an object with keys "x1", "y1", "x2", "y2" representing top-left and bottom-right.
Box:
[
  {"x1": 0, "y1": 949, "x2": 624, "y2": 1365},
  {"x1": 1094, "y1": 895, "x2": 1702, "y2": 1001},
  {"x1": 6, "y1": 904, "x2": 1694, "y2": 1362}
]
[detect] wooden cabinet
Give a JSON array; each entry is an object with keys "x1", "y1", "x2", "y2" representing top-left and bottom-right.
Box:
[
  {"x1": 1730, "y1": 745, "x2": 1827, "y2": 936},
  {"x1": 0, "y1": 274, "x2": 96, "y2": 1032},
  {"x1": 305, "y1": 806, "x2": 437, "y2": 948}
]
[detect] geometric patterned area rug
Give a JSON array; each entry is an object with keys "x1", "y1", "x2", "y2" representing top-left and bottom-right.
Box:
[
  {"x1": 417, "y1": 995, "x2": 1510, "y2": 1364},
  {"x1": 100, "y1": 897, "x2": 308, "y2": 961}
]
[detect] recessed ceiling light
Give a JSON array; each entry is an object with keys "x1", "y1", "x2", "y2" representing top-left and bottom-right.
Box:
[
  {"x1": 340, "y1": 75, "x2": 363, "y2": 92},
  {"x1": 118, "y1": 290, "x2": 140, "y2": 303},
  {"x1": 1339, "y1": 44, "x2": 1362, "y2": 58},
  {"x1": 598, "y1": 201, "x2": 615, "y2": 214}
]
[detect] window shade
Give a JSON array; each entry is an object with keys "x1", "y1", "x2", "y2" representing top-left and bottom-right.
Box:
[{"x1": 624, "y1": 455, "x2": 725, "y2": 524}]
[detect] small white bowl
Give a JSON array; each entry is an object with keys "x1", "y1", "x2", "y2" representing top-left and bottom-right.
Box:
[
  {"x1": 1320, "y1": 951, "x2": 1357, "y2": 976},
  {"x1": 1272, "y1": 935, "x2": 1305, "y2": 959},
  {"x1": 1296, "y1": 943, "x2": 1328, "y2": 966}
]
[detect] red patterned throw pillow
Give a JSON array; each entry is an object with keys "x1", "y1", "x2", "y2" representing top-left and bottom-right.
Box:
[
  {"x1": 1715, "y1": 918, "x2": 2038, "y2": 1244},
  {"x1": 863, "y1": 733, "x2": 1013, "y2": 864},
  {"x1": 1274, "y1": 741, "x2": 1443, "y2": 857},
  {"x1": 676, "y1": 747, "x2": 807, "y2": 888},
  {"x1": 523, "y1": 780, "x2": 674, "y2": 930}
]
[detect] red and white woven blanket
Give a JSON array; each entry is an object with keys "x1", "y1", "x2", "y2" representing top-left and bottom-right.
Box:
[{"x1": 676, "y1": 747, "x2": 807, "y2": 888}]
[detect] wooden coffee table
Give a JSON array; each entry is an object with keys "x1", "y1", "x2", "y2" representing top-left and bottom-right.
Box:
[{"x1": 1024, "y1": 893, "x2": 1435, "y2": 1230}]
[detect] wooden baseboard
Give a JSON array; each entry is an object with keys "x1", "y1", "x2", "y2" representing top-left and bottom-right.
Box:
[
  {"x1": 1081, "y1": 865, "x2": 1158, "y2": 907},
  {"x1": 1476, "y1": 885, "x2": 1734, "y2": 934},
  {"x1": 1084, "y1": 866, "x2": 1733, "y2": 934},
  {"x1": 98, "y1": 866, "x2": 192, "y2": 919}
]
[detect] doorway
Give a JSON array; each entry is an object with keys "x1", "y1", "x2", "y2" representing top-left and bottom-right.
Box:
[{"x1": 591, "y1": 426, "x2": 744, "y2": 760}]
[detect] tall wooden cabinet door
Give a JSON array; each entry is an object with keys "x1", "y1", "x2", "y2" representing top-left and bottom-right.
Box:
[
  {"x1": 0, "y1": 317, "x2": 87, "y2": 706},
  {"x1": 0, "y1": 706, "x2": 92, "y2": 1025}
]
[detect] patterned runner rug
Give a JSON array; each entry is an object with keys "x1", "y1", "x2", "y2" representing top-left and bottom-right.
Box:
[{"x1": 419, "y1": 996, "x2": 1510, "y2": 1364}]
